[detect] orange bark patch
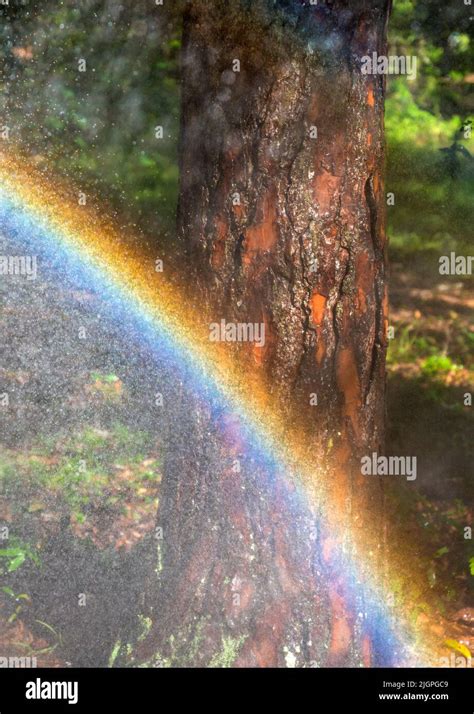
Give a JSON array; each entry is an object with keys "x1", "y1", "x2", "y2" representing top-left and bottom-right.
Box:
[
  {"x1": 238, "y1": 580, "x2": 254, "y2": 611},
  {"x1": 232, "y1": 202, "x2": 244, "y2": 219},
  {"x1": 328, "y1": 590, "x2": 352, "y2": 663},
  {"x1": 310, "y1": 292, "x2": 328, "y2": 365},
  {"x1": 310, "y1": 292, "x2": 327, "y2": 326},
  {"x1": 367, "y1": 132, "x2": 372, "y2": 147},
  {"x1": 315, "y1": 339, "x2": 326, "y2": 366},
  {"x1": 273, "y1": 529, "x2": 300, "y2": 596},
  {"x1": 243, "y1": 603, "x2": 289, "y2": 667},
  {"x1": 251, "y1": 312, "x2": 270, "y2": 367},
  {"x1": 336, "y1": 345, "x2": 361, "y2": 436},
  {"x1": 367, "y1": 87, "x2": 375, "y2": 108},
  {"x1": 328, "y1": 439, "x2": 352, "y2": 517},
  {"x1": 226, "y1": 578, "x2": 254, "y2": 616},
  {"x1": 252, "y1": 343, "x2": 265, "y2": 366},
  {"x1": 373, "y1": 173, "x2": 380, "y2": 195},
  {"x1": 308, "y1": 94, "x2": 319, "y2": 123},
  {"x1": 229, "y1": 508, "x2": 254, "y2": 548},
  {"x1": 242, "y1": 191, "x2": 278, "y2": 266},
  {"x1": 383, "y1": 285, "x2": 389, "y2": 339},
  {"x1": 357, "y1": 287, "x2": 367, "y2": 314},
  {"x1": 355, "y1": 252, "x2": 374, "y2": 314},
  {"x1": 313, "y1": 171, "x2": 341, "y2": 214},
  {"x1": 211, "y1": 216, "x2": 228, "y2": 269}
]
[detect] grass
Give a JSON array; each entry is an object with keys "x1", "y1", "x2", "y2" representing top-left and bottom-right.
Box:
[
  {"x1": 0, "y1": 424, "x2": 161, "y2": 550},
  {"x1": 0, "y1": 423, "x2": 163, "y2": 663}
]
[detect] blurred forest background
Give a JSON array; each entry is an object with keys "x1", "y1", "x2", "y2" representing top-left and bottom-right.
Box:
[{"x1": 0, "y1": 0, "x2": 472, "y2": 666}]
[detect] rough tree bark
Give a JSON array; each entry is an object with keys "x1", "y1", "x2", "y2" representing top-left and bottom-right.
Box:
[{"x1": 139, "y1": 0, "x2": 392, "y2": 667}]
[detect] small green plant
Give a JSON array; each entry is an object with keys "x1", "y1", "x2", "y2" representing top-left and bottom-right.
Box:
[
  {"x1": 421, "y1": 354, "x2": 456, "y2": 377},
  {"x1": 0, "y1": 540, "x2": 39, "y2": 623},
  {"x1": 469, "y1": 557, "x2": 474, "y2": 576},
  {"x1": 387, "y1": 325, "x2": 438, "y2": 365},
  {"x1": 90, "y1": 372, "x2": 120, "y2": 384},
  {"x1": 1, "y1": 588, "x2": 31, "y2": 624},
  {"x1": 108, "y1": 639, "x2": 122, "y2": 668},
  {"x1": 88, "y1": 372, "x2": 123, "y2": 401},
  {"x1": 0, "y1": 540, "x2": 39, "y2": 574}
]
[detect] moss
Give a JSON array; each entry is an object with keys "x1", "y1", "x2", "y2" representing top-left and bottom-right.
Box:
[
  {"x1": 108, "y1": 639, "x2": 122, "y2": 668},
  {"x1": 137, "y1": 615, "x2": 152, "y2": 642},
  {"x1": 155, "y1": 542, "x2": 163, "y2": 576},
  {"x1": 208, "y1": 634, "x2": 247, "y2": 668}
]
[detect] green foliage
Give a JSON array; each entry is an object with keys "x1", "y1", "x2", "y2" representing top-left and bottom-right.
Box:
[
  {"x1": 386, "y1": 80, "x2": 460, "y2": 149},
  {"x1": 386, "y1": 110, "x2": 473, "y2": 271},
  {"x1": 0, "y1": 0, "x2": 181, "y2": 234},
  {"x1": 390, "y1": 0, "x2": 473, "y2": 117},
  {"x1": 421, "y1": 355, "x2": 457, "y2": 377},
  {"x1": 2, "y1": 0, "x2": 471, "y2": 263},
  {"x1": 0, "y1": 539, "x2": 39, "y2": 623},
  {"x1": 0, "y1": 540, "x2": 39, "y2": 574},
  {"x1": 387, "y1": 3, "x2": 474, "y2": 271}
]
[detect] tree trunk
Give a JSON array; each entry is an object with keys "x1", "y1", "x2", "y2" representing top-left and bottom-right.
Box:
[{"x1": 139, "y1": 0, "x2": 392, "y2": 667}]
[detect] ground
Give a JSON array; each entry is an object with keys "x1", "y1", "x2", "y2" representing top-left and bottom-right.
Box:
[{"x1": 0, "y1": 244, "x2": 472, "y2": 667}]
